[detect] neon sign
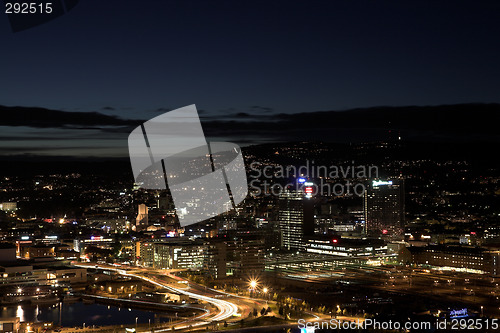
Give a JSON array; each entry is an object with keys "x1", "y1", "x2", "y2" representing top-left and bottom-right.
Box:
[
  {"x1": 450, "y1": 308, "x2": 468, "y2": 318},
  {"x1": 372, "y1": 180, "x2": 393, "y2": 186}
]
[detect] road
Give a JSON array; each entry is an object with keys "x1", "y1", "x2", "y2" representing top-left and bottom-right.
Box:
[
  {"x1": 74, "y1": 263, "x2": 240, "y2": 331},
  {"x1": 72, "y1": 263, "x2": 336, "y2": 332}
]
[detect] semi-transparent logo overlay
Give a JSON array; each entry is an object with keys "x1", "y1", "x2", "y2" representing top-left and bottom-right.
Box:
[{"x1": 128, "y1": 105, "x2": 248, "y2": 227}]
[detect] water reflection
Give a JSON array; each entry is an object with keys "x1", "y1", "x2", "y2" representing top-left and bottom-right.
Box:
[{"x1": 1, "y1": 302, "x2": 167, "y2": 327}]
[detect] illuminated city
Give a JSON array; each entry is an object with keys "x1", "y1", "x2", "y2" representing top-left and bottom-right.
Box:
[{"x1": 1, "y1": 1, "x2": 500, "y2": 332}]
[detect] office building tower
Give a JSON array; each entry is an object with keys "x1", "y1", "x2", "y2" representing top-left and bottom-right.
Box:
[
  {"x1": 226, "y1": 233, "x2": 265, "y2": 278},
  {"x1": 278, "y1": 187, "x2": 314, "y2": 251},
  {"x1": 135, "y1": 241, "x2": 154, "y2": 267},
  {"x1": 205, "y1": 240, "x2": 227, "y2": 280},
  {"x1": 364, "y1": 179, "x2": 405, "y2": 239}
]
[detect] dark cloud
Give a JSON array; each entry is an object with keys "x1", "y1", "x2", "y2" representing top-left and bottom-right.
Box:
[
  {"x1": 154, "y1": 108, "x2": 207, "y2": 115},
  {"x1": 155, "y1": 107, "x2": 171, "y2": 112},
  {"x1": 218, "y1": 107, "x2": 237, "y2": 114},
  {"x1": 101, "y1": 106, "x2": 115, "y2": 111},
  {"x1": 250, "y1": 105, "x2": 274, "y2": 113},
  {"x1": 0, "y1": 105, "x2": 142, "y2": 129},
  {"x1": 2, "y1": 104, "x2": 499, "y2": 160},
  {"x1": 235, "y1": 112, "x2": 251, "y2": 118},
  {"x1": 196, "y1": 106, "x2": 274, "y2": 121},
  {"x1": 201, "y1": 103, "x2": 500, "y2": 143},
  {"x1": 98, "y1": 126, "x2": 138, "y2": 133},
  {"x1": 154, "y1": 107, "x2": 207, "y2": 114},
  {"x1": 200, "y1": 111, "x2": 273, "y2": 121}
]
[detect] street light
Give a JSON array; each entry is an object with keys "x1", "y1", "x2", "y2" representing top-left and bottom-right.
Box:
[
  {"x1": 249, "y1": 280, "x2": 258, "y2": 298},
  {"x1": 250, "y1": 280, "x2": 258, "y2": 289},
  {"x1": 135, "y1": 317, "x2": 138, "y2": 330},
  {"x1": 263, "y1": 287, "x2": 268, "y2": 294}
]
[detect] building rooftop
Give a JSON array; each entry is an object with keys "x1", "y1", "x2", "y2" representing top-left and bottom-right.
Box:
[{"x1": 407, "y1": 245, "x2": 486, "y2": 254}]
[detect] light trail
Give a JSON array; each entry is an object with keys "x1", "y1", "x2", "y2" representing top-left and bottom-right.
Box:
[
  {"x1": 131, "y1": 273, "x2": 238, "y2": 322},
  {"x1": 74, "y1": 264, "x2": 239, "y2": 330}
]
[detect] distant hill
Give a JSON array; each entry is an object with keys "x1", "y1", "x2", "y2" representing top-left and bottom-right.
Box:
[
  {"x1": 1, "y1": 102, "x2": 498, "y2": 142},
  {"x1": 0, "y1": 103, "x2": 498, "y2": 176},
  {"x1": 202, "y1": 103, "x2": 500, "y2": 143}
]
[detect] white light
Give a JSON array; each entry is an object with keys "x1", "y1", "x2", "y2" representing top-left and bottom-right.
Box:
[{"x1": 372, "y1": 180, "x2": 393, "y2": 186}]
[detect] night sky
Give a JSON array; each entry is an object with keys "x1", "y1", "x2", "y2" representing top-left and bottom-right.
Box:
[{"x1": 1, "y1": 0, "x2": 500, "y2": 157}]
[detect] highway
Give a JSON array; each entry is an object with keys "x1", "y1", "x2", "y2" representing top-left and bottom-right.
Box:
[{"x1": 74, "y1": 263, "x2": 239, "y2": 331}]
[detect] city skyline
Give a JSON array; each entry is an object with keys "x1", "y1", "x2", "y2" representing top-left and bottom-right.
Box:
[{"x1": 1, "y1": 1, "x2": 499, "y2": 332}]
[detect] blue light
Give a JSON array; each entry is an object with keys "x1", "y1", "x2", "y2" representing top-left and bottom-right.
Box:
[
  {"x1": 298, "y1": 178, "x2": 306, "y2": 183},
  {"x1": 450, "y1": 308, "x2": 468, "y2": 318}
]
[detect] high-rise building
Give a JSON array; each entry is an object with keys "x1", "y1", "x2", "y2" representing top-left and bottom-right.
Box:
[
  {"x1": 205, "y1": 240, "x2": 227, "y2": 280},
  {"x1": 157, "y1": 193, "x2": 175, "y2": 212},
  {"x1": 278, "y1": 186, "x2": 314, "y2": 251},
  {"x1": 136, "y1": 204, "x2": 148, "y2": 227},
  {"x1": 226, "y1": 233, "x2": 265, "y2": 278},
  {"x1": 204, "y1": 231, "x2": 268, "y2": 280},
  {"x1": 364, "y1": 179, "x2": 405, "y2": 239},
  {"x1": 135, "y1": 240, "x2": 154, "y2": 266}
]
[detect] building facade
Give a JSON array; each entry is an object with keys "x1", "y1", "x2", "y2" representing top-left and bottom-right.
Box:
[
  {"x1": 305, "y1": 235, "x2": 387, "y2": 257},
  {"x1": 364, "y1": 179, "x2": 405, "y2": 239},
  {"x1": 278, "y1": 188, "x2": 314, "y2": 251},
  {"x1": 400, "y1": 245, "x2": 500, "y2": 275}
]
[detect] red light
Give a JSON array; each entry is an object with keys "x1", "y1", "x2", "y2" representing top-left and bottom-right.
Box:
[
  {"x1": 305, "y1": 187, "x2": 313, "y2": 193},
  {"x1": 382, "y1": 229, "x2": 388, "y2": 234},
  {"x1": 332, "y1": 239, "x2": 338, "y2": 243},
  {"x1": 471, "y1": 232, "x2": 476, "y2": 235}
]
